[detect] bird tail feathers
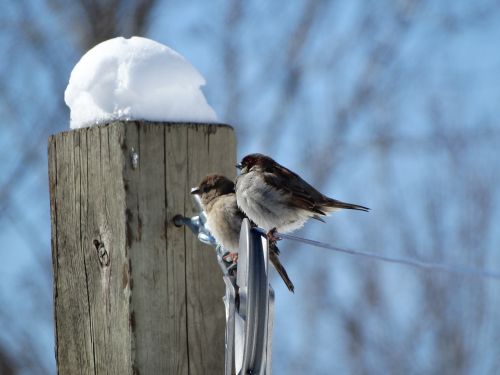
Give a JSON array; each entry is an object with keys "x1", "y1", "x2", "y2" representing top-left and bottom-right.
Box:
[
  {"x1": 269, "y1": 244, "x2": 295, "y2": 293},
  {"x1": 322, "y1": 199, "x2": 370, "y2": 212}
]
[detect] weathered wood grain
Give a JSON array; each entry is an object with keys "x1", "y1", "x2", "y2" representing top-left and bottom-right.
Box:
[
  {"x1": 185, "y1": 125, "x2": 236, "y2": 374},
  {"x1": 49, "y1": 121, "x2": 235, "y2": 374},
  {"x1": 165, "y1": 125, "x2": 190, "y2": 373}
]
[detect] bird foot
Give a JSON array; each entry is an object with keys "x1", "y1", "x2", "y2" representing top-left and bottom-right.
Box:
[
  {"x1": 222, "y1": 252, "x2": 238, "y2": 276},
  {"x1": 223, "y1": 252, "x2": 238, "y2": 264},
  {"x1": 266, "y1": 228, "x2": 281, "y2": 246}
]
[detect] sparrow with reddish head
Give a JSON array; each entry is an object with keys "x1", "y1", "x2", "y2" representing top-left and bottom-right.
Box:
[
  {"x1": 192, "y1": 174, "x2": 295, "y2": 292},
  {"x1": 235, "y1": 153, "x2": 369, "y2": 239}
]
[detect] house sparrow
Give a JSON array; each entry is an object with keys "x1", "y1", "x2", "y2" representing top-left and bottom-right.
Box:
[
  {"x1": 235, "y1": 153, "x2": 369, "y2": 238},
  {"x1": 192, "y1": 174, "x2": 295, "y2": 292}
]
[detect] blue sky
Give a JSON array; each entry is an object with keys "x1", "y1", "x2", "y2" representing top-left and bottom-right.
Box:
[{"x1": 1, "y1": 1, "x2": 500, "y2": 373}]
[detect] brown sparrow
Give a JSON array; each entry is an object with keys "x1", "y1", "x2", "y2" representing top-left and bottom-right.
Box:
[
  {"x1": 235, "y1": 153, "x2": 369, "y2": 238},
  {"x1": 192, "y1": 174, "x2": 295, "y2": 292}
]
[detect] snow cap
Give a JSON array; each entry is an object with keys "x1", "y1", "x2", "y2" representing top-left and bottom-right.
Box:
[{"x1": 65, "y1": 36, "x2": 218, "y2": 129}]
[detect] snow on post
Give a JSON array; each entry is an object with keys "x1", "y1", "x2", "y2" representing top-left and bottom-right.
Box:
[{"x1": 64, "y1": 36, "x2": 218, "y2": 129}]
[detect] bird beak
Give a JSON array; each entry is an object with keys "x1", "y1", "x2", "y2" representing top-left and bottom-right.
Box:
[
  {"x1": 190, "y1": 187, "x2": 200, "y2": 195},
  {"x1": 236, "y1": 163, "x2": 243, "y2": 170}
]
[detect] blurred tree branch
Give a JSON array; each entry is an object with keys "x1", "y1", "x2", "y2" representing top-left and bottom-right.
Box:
[{"x1": 1, "y1": 0, "x2": 500, "y2": 374}]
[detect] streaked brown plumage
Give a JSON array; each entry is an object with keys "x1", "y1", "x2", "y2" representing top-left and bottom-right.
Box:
[
  {"x1": 235, "y1": 153, "x2": 369, "y2": 234},
  {"x1": 192, "y1": 174, "x2": 295, "y2": 292}
]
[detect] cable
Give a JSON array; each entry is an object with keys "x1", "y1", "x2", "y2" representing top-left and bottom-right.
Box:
[{"x1": 252, "y1": 228, "x2": 500, "y2": 281}]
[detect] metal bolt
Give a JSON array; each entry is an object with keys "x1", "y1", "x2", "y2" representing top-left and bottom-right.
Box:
[{"x1": 130, "y1": 147, "x2": 139, "y2": 169}]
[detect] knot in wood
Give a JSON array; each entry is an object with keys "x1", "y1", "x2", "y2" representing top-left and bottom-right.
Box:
[{"x1": 93, "y1": 239, "x2": 110, "y2": 267}]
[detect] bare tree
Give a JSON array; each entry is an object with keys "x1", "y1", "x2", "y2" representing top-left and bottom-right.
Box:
[{"x1": 1, "y1": 0, "x2": 500, "y2": 373}]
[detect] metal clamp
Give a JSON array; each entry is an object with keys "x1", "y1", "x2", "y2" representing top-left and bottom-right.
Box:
[
  {"x1": 235, "y1": 219, "x2": 274, "y2": 375},
  {"x1": 173, "y1": 191, "x2": 216, "y2": 247},
  {"x1": 175, "y1": 196, "x2": 274, "y2": 375}
]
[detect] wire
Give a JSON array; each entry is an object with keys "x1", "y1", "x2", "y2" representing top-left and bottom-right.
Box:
[{"x1": 253, "y1": 228, "x2": 500, "y2": 281}]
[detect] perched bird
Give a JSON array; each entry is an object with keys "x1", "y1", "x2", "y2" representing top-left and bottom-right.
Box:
[
  {"x1": 191, "y1": 174, "x2": 295, "y2": 292},
  {"x1": 235, "y1": 153, "x2": 369, "y2": 238}
]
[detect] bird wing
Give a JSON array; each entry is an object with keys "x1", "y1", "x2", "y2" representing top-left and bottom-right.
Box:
[{"x1": 261, "y1": 162, "x2": 329, "y2": 216}]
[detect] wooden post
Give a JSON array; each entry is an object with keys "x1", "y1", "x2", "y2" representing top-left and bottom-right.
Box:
[{"x1": 48, "y1": 121, "x2": 236, "y2": 374}]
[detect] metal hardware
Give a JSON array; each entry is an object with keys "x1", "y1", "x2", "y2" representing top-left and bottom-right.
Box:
[
  {"x1": 235, "y1": 219, "x2": 274, "y2": 375},
  {"x1": 130, "y1": 147, "x2": 139, "y2": 169},
  {"x1": 175, "y1": 196, "x2": 274, "y2": 374},
  {"x1": 173, "y1": 191, "x2": 216, "y2": 246}
]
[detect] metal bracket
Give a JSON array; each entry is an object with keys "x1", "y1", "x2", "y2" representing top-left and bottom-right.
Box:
[
  {"x1": 235, "y1": 219, "x2": 274, "y2": 375},
  {"x1": 173, "y1": 191, "x2": 216, "y2": 247},
  {"x1": 175, "y1": 196, "x2": 274, "y2": 375}
]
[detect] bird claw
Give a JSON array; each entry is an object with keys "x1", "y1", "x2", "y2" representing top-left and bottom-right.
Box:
[
  {"x1": 266, "y1": 228, "x2": 281, "y2": 245},
  {"x1": 223, "y1": 252, "x2": 238, "y2": 263},
  {"x1": 222, "y1": 251, "x2": 238, "y2": 276}
]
